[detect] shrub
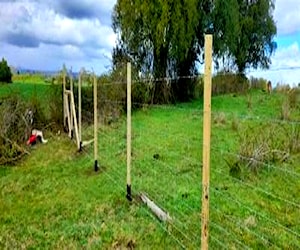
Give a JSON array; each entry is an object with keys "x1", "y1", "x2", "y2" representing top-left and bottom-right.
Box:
[
  {"x1": 275, "y1": 84, "x2": 290, "y2": 93},
  {"x1": 0, "y1": 95, "x2": 35, "y2": 165},
  {"x1": 48, "y1": 83, "x2": 64, "y2": 127},
  {"x1": 0, "y1": 84, "x2": 63, "y2": 165},
  {"x1": 278, "y1": 88, "x2": 300, "y2": 121},
  {"x1": 0, "y1": 58, "x2": 12, "y2": 83},
  {"x1": 212, "y1": 72, "x2": 249, "y2": 96},
  {"x1": 235, "y1": 122, "x2": 298, "y2": 173},
  {"x1": 249, "y1": 77, "x2": 267, "y2": 91},
  {"x1": 288, "y1": 88, "x2": 300, "y2": 109}
]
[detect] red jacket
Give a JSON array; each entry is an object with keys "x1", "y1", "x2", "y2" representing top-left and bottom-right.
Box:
[{"x1": 27, "y1": 134, "x2": 37, "y2": 145}]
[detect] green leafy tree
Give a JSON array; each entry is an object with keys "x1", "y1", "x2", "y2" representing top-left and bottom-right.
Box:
[
  {"x1": 0, "y1": 58, "x2": 12, "y2": 83},
  {"x1": 112, "y1": 0, "x2": 277, "y2": 78},
  {"x1": 212, "y1": 0, "x2": 277, "y2": 73},
  {"x1": 112, "y1": 0, "x2": 199, "y2": 78}
]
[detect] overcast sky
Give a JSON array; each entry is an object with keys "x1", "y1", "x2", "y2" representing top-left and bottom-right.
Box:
[{"x1": 0, "y1": 0, "x2": 299, "y2": 85}]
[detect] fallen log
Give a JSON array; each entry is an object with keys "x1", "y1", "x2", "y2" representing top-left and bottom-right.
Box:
[{"x1": 140, "y1": 192, "x2": 172, "y2": 222}]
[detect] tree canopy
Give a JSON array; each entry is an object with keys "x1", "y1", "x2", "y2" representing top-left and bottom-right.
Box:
[
  {"x1": 213, "y1": 0, "x2": 277, "y2": 72},
  {"x1": 0, "y1": 58, "x2": 12, "y2": 83},
  {"x1": 112, "y1": 0, "x2": 200, "y2": 78},
  {"x1": 112, "y1": 0, "x2": 277, "y2": 76}
]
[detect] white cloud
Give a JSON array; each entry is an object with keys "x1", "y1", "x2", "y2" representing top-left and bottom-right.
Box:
[
  {"x1": 0, "y1": 0, "x2": 299, "y2": 79},
  {"x1": 249, "y1": 42, "x2": 300, "y2": 86},
  {"x1": 0, "y1": 0, "x2": 117, "y2": 73},
  {"x1": 274, "y1": 0, "x2": 300, "y2": 35},
  {"x1": 272, "y1": 42, "x2": 300, "y2": 68},
  {"x1": 0, "y1": 1, "x2": 116, "y2": 49},
  {"x1": 0, "y1": 42, "x2": 110, "y2": 73}
]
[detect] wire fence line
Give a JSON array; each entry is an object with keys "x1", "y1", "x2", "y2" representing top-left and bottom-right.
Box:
[
  {"x1": 78, "y1": 120, "x2": 196, "y2": 249},
  {"x1": 61, "y1": 54, "x2": 299, "y2": 249},
  {"x1": 212, "y1": 187, "x2": 300, "y2": 239}
]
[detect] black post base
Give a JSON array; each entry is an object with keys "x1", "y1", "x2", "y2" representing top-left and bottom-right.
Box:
[
  {"x1": 94, "y1": 160, "x2": 99, "y2": 172},
  {"x1": 126, "y1": 184, "x2": 132, "y2": 201}
]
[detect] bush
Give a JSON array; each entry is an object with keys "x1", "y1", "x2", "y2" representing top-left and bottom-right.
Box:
[
  {"x1": 0, "y1": 84, "x2": 64, "y2": 165},
  {"x1": 288, "y1": 88, "x2": 300, "y2": 109},
  {"x1": 235, "y1": 122, "x2": 299, "y2": 172},
  {"x1": 212, "y1": 72, "x2": 249, "y2": 95},
  {"x1": 249, "y1": 77, "x2": 267, "y2": 91},
  {"x1": 0, "y1": 95, "x2": 35, "y2": 165},
  {"x1": 279, "y1": 87, "x2": 300, "y2": 121},
  {"x1": 275, "y1": 84, "x2": 290, "y2": 93},
  {"x1": 0, "y1": 58, "x2": 12, "y2": 83}
]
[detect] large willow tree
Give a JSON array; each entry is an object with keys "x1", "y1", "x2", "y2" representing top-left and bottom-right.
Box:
[
  {"x1": 112, "y1": 0, "x2": 277, "y2": 77},
  {"x1": 112, "y1": 0, "x2": 200, "y2": 78},
  {"x1": 212, "y1": 0, "x2": 277, "y2": 73}
]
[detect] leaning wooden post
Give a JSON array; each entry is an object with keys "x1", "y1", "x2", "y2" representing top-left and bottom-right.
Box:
[
  {"x1": 126, "y1": 62, "x2": 132, "y2": 201},
  {"x1": 70, "y1": 91, "x2": 80, "y2": 150},
  {"x1": 65, "y1": 93, "x2": 72, "y2": 138},
  {"x1": 70, "y1": 71, "x2": 74, "y2": 138},
  {"x1": 93, "y1": 74, "x2": 99, "y2": 171},
  {"x1": 201, "y1": 34, "x2": 213, "y2": 250},
  {"x1": 78, "y1": 69, "x2": 82, "y2": 151}
]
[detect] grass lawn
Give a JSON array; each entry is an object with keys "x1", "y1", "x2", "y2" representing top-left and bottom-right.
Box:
[{"x1": 0, "y1": 83, "x2": 299, "y2": 249}]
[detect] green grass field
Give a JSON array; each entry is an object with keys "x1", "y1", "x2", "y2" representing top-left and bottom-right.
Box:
[
  {"x1": 0, "y1": 81, "x2": 299, "y2": 249},
  {"x1": 0, "y1": 82, "x2": 52, "y2": 100}
]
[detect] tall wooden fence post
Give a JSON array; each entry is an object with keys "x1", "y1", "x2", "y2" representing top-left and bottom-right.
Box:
[
  {"x1": 78, "y1": 70, "x2": 82, "y2": 151},
  {"x1": 201, "y1": 34, "x2": 213, "y2": 250},
  {"x1": 126, "y1": 62, "x2": 132, "y2": 201},
  {"x1": 94, "y1": 74, "x2": 99, "y2": 171},
  {"x1": 63, "y1": 67, "x2": 66, "y2": 128}
]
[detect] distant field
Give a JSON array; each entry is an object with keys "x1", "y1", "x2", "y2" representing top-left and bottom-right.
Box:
[
  {"x1": 12, "y1": 73, "x2": 50, "y2": 85},
  {"x1": 0, "y1": 82, "x2": 52, "y2": 99},
  {"x1": 0, "y1": 82, "x2": 299, "y2": 248}
]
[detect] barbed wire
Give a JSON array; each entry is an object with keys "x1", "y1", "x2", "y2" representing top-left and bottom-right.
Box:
[
  {"x1": 96, "y1": 126, "x2": 202, "y2": 222},
  {"x1": 211, "y1": 187, "x2": 300, "y2": 239},
  {"x1": 212, "y1": 166, "x2": 300, "y2": 209},
  {"x1": 79, "y1": 122, "x2": 202, "y2": 248},
  {"x1": 247, "y1": 66, "x2": 300, "y2": 73},
  {"x1": 210, "y1": 221, "x2": 252, "y2": 250},
  {"x1": 211, "y1": 146, "x2": 300, "y2": 178},
  {"x1": 210, "y1": 203, "x2": 279, "y2": 249},
  {"x1": 79, "y1": 142, "x2": 190, "y2": 249},
  {"x1": 209, "y1": 234, "x2": 226, "y2": 249},
  {"x1": 72, "y1": 70, "x2": 299, "y2": 249}
]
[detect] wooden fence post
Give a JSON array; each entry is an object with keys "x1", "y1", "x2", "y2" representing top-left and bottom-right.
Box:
[
  {"x1": 126, "y1": 62, "x2": 132, "y2": 201},
  {"x1": 65, "y1": 93, "x2": 71, "y2": 138},
  {"x1": 70, "y1": 71, "x2": 74, "y2": 138},
  {"x1": 70, "y1": 91, "x2": 80, "y2": 150},
  {"x1": 63, "y1": 67, "x2": 66, "y2": 128},
  {"x1": 201, "y1": 34, "x2": 213, "y2": 250},
  {"x1": 78, "y1": 70, "x2": 82, "y2": 151},
  {"x1": 94, "y1": 74, "x2": 99, "y2": 171}
]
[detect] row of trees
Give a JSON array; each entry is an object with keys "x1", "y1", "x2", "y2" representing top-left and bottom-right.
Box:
[{"x1": 112, "y1": 0, "x2": 277, "y2": 78}]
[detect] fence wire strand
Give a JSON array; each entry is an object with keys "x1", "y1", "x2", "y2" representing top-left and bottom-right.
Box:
[{"x1": 69, "y1": 68, "x2": 300, "y2": 249}]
